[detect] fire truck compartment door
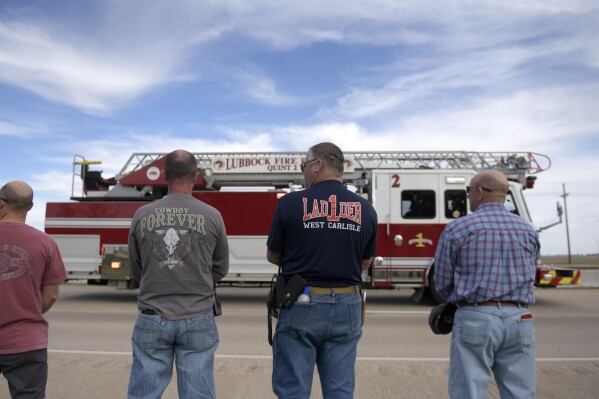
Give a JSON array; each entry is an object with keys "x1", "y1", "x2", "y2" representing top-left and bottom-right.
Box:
[
  {"x1": 51, "y1": 234, "x2": 101, "y2": 278},
  {"x1": 388, "y1": 172, "x2": 440, "y2": 255},
  {"x1": 372, "y1": 171, "x2": 442, "y2": 284},
  {"x1": 388, "y1": 172, "x2": 437, "y2": 223}
]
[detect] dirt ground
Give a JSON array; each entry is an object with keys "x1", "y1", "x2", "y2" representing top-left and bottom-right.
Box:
[{"x1": 541, "y1": 254, "x2": 599, "y2": 269}]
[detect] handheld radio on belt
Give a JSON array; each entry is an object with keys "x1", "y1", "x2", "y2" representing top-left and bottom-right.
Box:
[{"x1": 266, "y1": 273, "x2": 307, "y2": 346}]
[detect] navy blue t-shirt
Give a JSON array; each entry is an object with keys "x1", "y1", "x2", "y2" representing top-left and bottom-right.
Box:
[{"x1": 267, "y1": 179, "x2": 378, "y2": 286}]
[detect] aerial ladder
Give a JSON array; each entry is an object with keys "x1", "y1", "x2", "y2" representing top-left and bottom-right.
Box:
[{"x1": 95, "y1": 151, "x2": 551, "y2": 192}]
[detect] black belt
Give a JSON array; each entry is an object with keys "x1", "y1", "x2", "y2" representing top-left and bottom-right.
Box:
[
  {"x1": 459, "y1": 300, "x2": 528, "y2": 308},
  {"x1": 141, "y1": 309, "x2": 157, "y2": 315}
]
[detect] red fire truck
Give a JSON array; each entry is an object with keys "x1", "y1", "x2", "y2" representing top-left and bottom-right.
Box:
[{"x1": 44, "y1": 151, "x2": 580, "y2": 302}]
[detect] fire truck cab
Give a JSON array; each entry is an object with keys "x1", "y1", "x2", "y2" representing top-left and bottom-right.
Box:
[{"x1": 369, "y1": 169, "x2": 536, "y2": 301}]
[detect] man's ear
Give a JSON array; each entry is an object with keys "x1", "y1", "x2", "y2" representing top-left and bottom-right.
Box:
[{"x1": 315, "y1": 160, "x2": 322, "y2": 173}]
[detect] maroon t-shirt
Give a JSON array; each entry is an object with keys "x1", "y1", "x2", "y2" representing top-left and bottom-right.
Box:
[{"x1": 0, "y1": 222, "x2": 66, "y2": 354}]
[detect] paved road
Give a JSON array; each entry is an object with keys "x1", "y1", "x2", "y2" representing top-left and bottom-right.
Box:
[{"x1": 2, "y1": 284, "x2": 599, "y2": 398}]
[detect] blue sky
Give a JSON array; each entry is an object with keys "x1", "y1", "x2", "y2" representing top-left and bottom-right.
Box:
[{"x1": 1, "y1": 0, "x2": 598, "y2": 255}]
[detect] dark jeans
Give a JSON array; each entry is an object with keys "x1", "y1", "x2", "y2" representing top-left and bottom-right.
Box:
[{"x1": 0, "y1": 349, "x2": 48, "y2": 399}]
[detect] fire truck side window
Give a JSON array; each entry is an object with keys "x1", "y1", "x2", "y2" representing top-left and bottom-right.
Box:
[
  {"x1": 401, "y1": 190, "x2": 436, "y2": 219},
  {"x1": 504, "y1": 191, "x2": 519, "y2": 215},
  {"x1": 445, "y1": 190, "x2": 467, "y2": 219}
]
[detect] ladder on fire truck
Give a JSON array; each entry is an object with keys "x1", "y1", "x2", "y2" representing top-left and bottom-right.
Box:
[{"x1": 115, "y1": 151, "x2": 550, "y2": 189}]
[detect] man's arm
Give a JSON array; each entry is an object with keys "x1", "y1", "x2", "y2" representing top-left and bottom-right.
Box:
[
  {"x1": 433, "y1": 229, "x2": 455, "y2": 299},
  {"x1": 212, "y1": 222, "x2": 230, "y2": 285},
  {"x1": 267, "y1": 249, "x2": 281, "y2": 266},
  {"x1": 361, "y1": 211, "x2": 378, "y2": 270},
  {"x1": 42, "y1": 283, "x2": 60, "y2": 313},
  {"x1": 128, "y1": 222, "x2": 142, "y2": 284}
]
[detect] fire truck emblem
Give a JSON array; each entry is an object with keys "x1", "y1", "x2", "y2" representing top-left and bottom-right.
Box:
[
  {"x1": 408, "y1": 233, "x2": 433, "y2": 248},
  {"x1": 146, "y1": 166, "x2": 160, "y2": 181}
]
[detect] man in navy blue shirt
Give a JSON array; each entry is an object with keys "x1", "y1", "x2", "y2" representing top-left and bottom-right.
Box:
[{"x1": 267, "y1": 142, "x2": 378, "y2": 399}]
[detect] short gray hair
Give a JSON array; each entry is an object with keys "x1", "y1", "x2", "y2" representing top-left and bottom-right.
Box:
[{"x1": 308, "y1": 142, "x2": 344, "y2": 175}]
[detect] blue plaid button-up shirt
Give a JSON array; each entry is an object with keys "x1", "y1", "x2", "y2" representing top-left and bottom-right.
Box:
[{"x1": 434, "y1": 202, "x2": 540, "y2": 304}]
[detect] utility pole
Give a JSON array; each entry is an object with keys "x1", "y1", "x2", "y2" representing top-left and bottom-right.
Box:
[{"x1": 561, "y1": 183, "x2": 571, "y2": 264}]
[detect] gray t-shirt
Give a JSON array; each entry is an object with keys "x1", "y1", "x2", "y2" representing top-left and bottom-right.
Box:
[{"x1": 128, "y1": 193, "x2": 229, "y2": 319}]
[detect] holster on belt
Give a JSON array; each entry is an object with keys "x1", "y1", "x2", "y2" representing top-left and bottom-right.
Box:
[
  {"x1": 267, "y1": 274, "x2": 308, "y2": 346},
  {"x1": 266, "y1": 275, "x2": 284, "y2": 346}
]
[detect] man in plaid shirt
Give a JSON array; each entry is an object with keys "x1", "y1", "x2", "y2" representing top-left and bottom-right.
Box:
[{"x1": 435, "y1": 170, "x2": 540, "y2": 399}]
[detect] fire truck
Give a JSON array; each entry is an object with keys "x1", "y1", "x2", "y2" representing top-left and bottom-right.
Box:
[{"x1": 44, "y1": 151, "x2": 580, "y2": 302}]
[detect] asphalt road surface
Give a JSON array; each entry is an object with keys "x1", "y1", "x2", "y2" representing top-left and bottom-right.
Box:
[{"x1": 1, "y1": 284, "x2": 598, "y2": 398}]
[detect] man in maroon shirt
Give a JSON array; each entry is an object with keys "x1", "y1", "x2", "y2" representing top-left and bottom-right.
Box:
[{"x1": 0, "y1": 180, "x2": 67, "y2": 398}]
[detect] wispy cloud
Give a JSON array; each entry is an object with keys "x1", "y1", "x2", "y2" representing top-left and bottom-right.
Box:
[
  {"x1": 1, "y1": 1, "x2": 596, "y2": 115},
  {"x1": 224, "y1": 66, "x2": 299, "y2": 106},
  {"x1": 0, "y1": 20, "x2": 188, "y2": 115},
  {"x1": 0, "y1": 118, "x2": 34, "y2": 136}
]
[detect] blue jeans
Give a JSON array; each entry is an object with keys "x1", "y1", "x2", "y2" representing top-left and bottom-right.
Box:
[
  {"x1": 272, "y1": 293, "x2": 362, "y2": 399},
  {"x1": 128, "y1": 311, "x2": 219, "y2": 399},
  {"x1": 449, "y1": 305, "x2": 536, "y2": 399}
]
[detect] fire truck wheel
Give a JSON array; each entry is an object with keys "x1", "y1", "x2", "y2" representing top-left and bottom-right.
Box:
[{"x1": 427, "y1": 266, "x2": 446, "y2": 304}]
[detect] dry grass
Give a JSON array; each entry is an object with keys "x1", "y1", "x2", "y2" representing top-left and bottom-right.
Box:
[{"x1": 541, "y1": 254, "x2": 599, "y2": 269}]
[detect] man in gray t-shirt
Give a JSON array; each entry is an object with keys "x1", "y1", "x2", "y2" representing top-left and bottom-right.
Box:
[{"x1": 127, "y1": 149, "x2": 229, "y2": 399}]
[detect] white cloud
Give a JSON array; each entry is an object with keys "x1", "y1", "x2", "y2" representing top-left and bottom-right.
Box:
[
  {"x1": 1, "y1": 1, "x2": 596, "y2": 115},
  {"x1": 224, "y1": 66, "x2": 299, "y2": 106},
  {"x1": 0, "y1": 119, "x2": 30, "y2": 136},
  {"x1": 321, "y1": 83, "x2": 598, "y2": 156},
  {"x1": 0, "y1": 19, "x2": 195, "y2": 115}
]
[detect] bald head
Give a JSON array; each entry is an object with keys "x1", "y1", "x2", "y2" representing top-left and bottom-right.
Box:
[
  {"x1": 0, "y1": 180, "x2": 33, "y2": 205},
  {"x1": 0, "y1": 181, "x2": 34, "y2": 221},
  {"x1": 164, "y1": 150, "x2": 198, "y2": 182},
  {"x1": 474, "y1": 170, "x2": 509, "y2": 194},
  {"x1": 467, "y1": 170, "x2": 509, "y2": 212},
  {"x1": 163, "y1": 150, "x2": 199, "y2": 194}
]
